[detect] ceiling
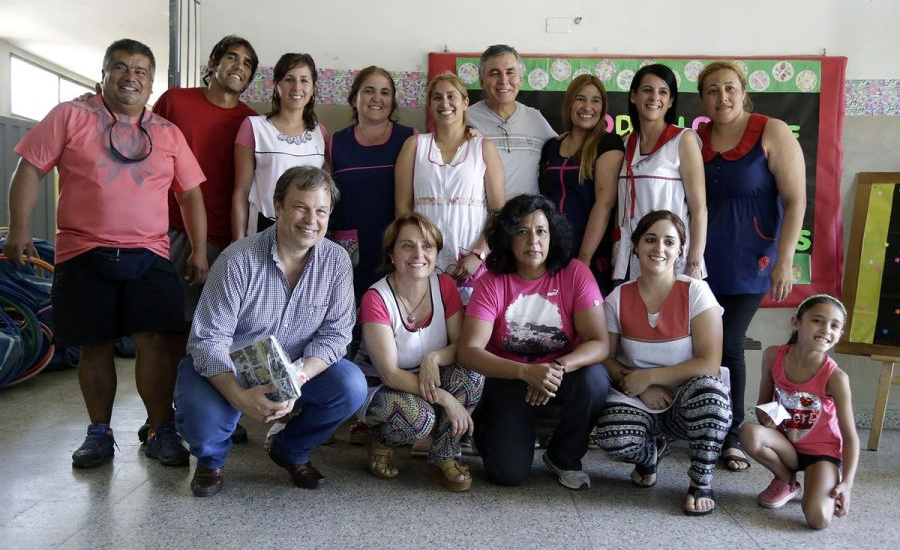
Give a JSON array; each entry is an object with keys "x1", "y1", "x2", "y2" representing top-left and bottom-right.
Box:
[{"x1": 1, "y1": 0, "x2": 172, "y2": 87}]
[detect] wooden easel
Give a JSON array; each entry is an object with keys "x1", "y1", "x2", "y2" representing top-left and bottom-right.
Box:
[
  {"x1": 837, "y1": 173, "x2": 900, "y2": 451},
  {"x1": 868, "y1": 356, "x2": 900, "y2": 450}
]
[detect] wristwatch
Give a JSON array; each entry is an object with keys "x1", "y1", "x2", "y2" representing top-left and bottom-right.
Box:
[{"x1": 471, "y1": 248, "x2": 487, "y2": 261}]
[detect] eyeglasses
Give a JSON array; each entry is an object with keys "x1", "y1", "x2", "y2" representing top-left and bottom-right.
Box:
[
  {"x1": 497, "y1": 121, "x2": 511, "y2": 153},
  {"x1": 103, "y1": 100, "x2": 153, "y2": 163}
]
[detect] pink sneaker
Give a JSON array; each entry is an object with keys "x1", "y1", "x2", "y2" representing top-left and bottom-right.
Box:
[{"x1": 757, "y1": 477, "x2": 802, "y2": 509}]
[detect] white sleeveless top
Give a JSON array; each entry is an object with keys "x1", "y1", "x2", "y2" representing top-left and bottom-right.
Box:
[
  {"x1": 412, "y1": 133, "x2": 488, "y2": 294},
  {"x1": 247, "y1": 116, "x2": 326, "y2": 235},
  {"x1": 614, "y1": 128, "x2": 704, "y2": 280},
  {"x1": 355, "y1": 273, "x2": 448, "y2": 376},
  {"x1": 354, "y1": 273, "x2": 449, "y2": 420}
]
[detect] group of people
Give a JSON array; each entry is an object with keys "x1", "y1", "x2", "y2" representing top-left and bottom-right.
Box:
[{"x1": 3, "y1": 36, "x2": 858, "y2": 528}]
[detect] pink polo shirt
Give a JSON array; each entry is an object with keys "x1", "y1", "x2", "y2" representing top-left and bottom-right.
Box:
[{"x1": 15, "y1": 95, "x2": 205, "y2": 263}]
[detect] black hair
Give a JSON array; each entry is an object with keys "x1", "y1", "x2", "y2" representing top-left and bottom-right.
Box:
[
  {"x1": 485, "y1": 194, "x2": 572, "y2": 275},
  {"x1": 627, "y1": 63, "x2": 679, "y2": 135},
  {"x1": 203, "y1": 35, "x2": 259, "y2": 87},
  {"x1": 103, "y1": 38, "x2": 155, "y2": 77},
  {"x1": 787, "y1": 294, "x2": 847, "y2": 345}
]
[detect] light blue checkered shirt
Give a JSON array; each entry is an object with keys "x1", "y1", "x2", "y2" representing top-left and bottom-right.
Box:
[{"x1": 188, "y1": 226, "x2": 355, "y2": 378}]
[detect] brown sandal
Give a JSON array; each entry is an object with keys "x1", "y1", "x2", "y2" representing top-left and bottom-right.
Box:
[
  {"x1": 428, "y1": 458, "x2": 472, "y2": 492},
  {"x1": 367, "y1": 440, "x2": 398, "y2": 479}
]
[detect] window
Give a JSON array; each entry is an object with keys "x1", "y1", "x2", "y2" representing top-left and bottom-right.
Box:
[{"x1": 10, "y1": 55, "x2": 93, "y2": 121}]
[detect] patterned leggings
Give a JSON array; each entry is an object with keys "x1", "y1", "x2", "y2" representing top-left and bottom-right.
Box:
[
  {"x1": 592, "y1": 375, "x2": 732, "y2": 486},
  {"x1": 365, "y1": 363, "x2": 483, "y2": 465}
]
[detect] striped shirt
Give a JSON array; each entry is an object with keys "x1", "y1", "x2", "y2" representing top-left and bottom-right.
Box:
[{"x1": 188, "y1": 226, "x2": 355, "y2": 378}]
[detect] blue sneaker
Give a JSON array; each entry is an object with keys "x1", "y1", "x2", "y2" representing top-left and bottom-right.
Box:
[
  {"x1": 145, "y1": 422, "x2": 190, "y2": 466},
  {"x1": 72, "y1": 424, "x2": 116, "y2": 468}
]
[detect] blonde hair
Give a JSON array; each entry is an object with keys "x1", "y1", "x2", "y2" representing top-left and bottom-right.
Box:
[
  {"x1": 561, "y1": 74, "x2": 611, "y2": 184},
  {"x1": 427, "y1": 71, "x2": 469, "y2": 102},
  {"x1": 697, "y1": 61, "x2": 753, "y2": 112}
]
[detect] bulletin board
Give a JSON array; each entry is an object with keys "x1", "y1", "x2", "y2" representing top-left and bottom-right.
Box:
[
  {"x1": 837, "y1": 172, "x2": 900, "y2": 358},
  {"x1": 429, "y1": 53, "x2": 847, "y2": 307}
]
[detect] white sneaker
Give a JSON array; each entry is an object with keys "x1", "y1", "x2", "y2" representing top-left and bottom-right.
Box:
[{"x1": 542, "y1": 453, "x2": 590, "y2": 490}]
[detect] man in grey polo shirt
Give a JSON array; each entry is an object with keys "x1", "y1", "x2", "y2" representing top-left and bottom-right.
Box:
[{"x1": 465, "y1": 44, "x2": 557, "y2": 200}]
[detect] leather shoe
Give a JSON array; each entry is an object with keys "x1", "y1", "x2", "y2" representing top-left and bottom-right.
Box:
[
  {"x1": 268, "y1": 450, "x2": 324, "y2": 489},
  {"x1": 191, "y1": 465, "x2": 224, "y2": 497}
]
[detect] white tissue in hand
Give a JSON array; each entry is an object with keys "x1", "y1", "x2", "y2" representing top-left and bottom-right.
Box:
[{"x1": 756, "y1": 401, "x2": 791, "y2": 425}]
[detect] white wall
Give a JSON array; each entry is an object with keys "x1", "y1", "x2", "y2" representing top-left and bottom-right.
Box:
[{"x1": 201, "y1": 0, "x2": 898, "y2": 78}]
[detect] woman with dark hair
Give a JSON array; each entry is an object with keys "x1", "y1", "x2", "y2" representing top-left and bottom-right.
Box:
[
  {"x1": 329, "y1": 66, "x2": 416, "y2": 300},
  {"x1": 458, "y1": 194, "x2": 611, "y2": 489},
  {"x1": 540, "y1": 74, "x2": 624, "y2": 294},
  {"x1": 696, "y1": 61, "x2": 806, "y2": 472},
  {"x1": 592, "y1": 209, "x2": 731, "y2": 516},
  {"x1": 613, "y1": 64, "x2": 706, "y2": 283},
  {"x1": 395, "y1": 72, "x2": 505, "y2": 303},
  {"x1": 354, "y1": 213, "x2": 483, "y2": 491},
  {"x1": 232, "y1": 53, "x2": 327, "y2": 239}
]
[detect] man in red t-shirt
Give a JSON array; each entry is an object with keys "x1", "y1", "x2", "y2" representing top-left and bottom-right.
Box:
[
  {"x1": 5, "y1": 38, "x2": 208, "y2": 470},
  {"x1": 153, "y1": 35, "x2": 259, "y2": 330},
  {"x1": 150, "y1": 35, "x2": 259, "y2": 446}
]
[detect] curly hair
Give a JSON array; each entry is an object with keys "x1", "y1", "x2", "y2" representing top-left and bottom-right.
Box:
[{"x1": 485, "y1": 194, "x2": 572, "y2": 275}]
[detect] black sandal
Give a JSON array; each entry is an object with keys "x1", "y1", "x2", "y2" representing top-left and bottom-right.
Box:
[
  {"x1": 720, "y1": 445, "x2": 752, "y2": 472},
  {"x1": 684, "y1": 484, "x2": 716, "y2": 516},
  {"x1": 630, "y1": 438, "x2": 670, "y2": 488}
]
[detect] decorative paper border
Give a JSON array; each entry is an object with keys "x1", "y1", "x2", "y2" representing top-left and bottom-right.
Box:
[
  {"x1": 240, "y1": 67, "x2": 427, "y2": 108},
  {"x1": 455, "y1": 57, "x2": 822, "y2": 93},
  {"x1": 238, "y1": 67, "x2": 899, "y2": 116},
  {"x1": 845, "y1": 79, "x2": 900, "y2": 116}
]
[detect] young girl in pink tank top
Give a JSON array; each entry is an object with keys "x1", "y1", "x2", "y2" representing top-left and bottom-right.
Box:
[{"x1": 740, "y1": 294, "x2": 859, "y2": 529}]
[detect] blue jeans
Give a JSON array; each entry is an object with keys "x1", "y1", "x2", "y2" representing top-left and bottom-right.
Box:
[
  {"x1": 473, "y1": 363, "x2": 610, "y2": 486},
  {"x1": 174, "y1": 356, "x2": 366, "y2": 469}
]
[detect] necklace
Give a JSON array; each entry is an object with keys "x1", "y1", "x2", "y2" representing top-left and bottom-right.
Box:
[
  {"x1": 357, "y1": 122, "x2": 390, "y2": 146},
  {"x1": 267, "y1": 117, "x2": 313, "y2": 145},
  {"x1": 393, "y1": 277, "x2": 429, "y2": 324}
]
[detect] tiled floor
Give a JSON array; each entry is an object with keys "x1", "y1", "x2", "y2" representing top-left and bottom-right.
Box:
[{"x1": 1, "y1": 360, "x2": 898, "y2": 549}]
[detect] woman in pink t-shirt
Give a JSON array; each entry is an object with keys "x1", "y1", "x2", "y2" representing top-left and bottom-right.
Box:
[
  {"x1": 459, "y1": 194, "x2": 611, "y2": 490},
  {"x1": 354, "y1": 213, "x2": 483, "y2": 492}
]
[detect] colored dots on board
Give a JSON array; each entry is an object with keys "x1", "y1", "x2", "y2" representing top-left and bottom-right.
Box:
[
  {"x1": 895, "y1": 308, "x2": 900, "y2": 315},
  {"x1": 883, "y1": 329, "x2": 890, "y2": 335}
]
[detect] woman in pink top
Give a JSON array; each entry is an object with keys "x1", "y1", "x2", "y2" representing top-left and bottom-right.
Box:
[
  {"x1": 741, "y1": 295, "x2": 859, "y2": 529},
  {"x1": 459, "y1": 194, "x2": 611, "y2": 490},
  {"x1": 355, "y1": 213, "x2": 483, "y2": 492}
]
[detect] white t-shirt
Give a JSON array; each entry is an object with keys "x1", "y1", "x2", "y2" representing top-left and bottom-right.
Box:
[{"x1": 605, "y1": 274, "x2": 723, "y2": 412}]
